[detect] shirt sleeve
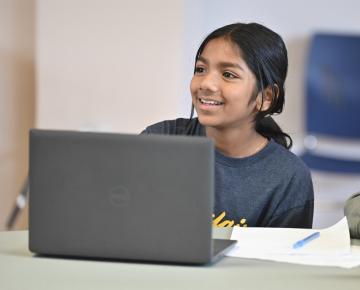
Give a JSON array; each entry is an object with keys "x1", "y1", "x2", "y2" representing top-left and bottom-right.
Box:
[
  {"x1": 140, "y1": 119, "x2": 196, "y2": 135},
  {"x1": 140, "y1": 122, "x2": 166, "y2": 134}
]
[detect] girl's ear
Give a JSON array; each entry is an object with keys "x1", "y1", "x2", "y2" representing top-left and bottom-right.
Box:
[{"x1": 256, "y1": 84, "x2": 279, "y2": 112}]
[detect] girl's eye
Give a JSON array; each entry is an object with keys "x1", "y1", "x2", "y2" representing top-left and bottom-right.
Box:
[
  {"x1": 194, "y1": 66, "x2": 205, "y2": 74},
  {"x1": 223, "y1": 72, "x2": 237, "y2": 79}
]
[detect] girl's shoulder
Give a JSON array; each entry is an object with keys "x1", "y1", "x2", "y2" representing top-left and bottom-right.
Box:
[
  {"x1": 267, "y1": 140, "x2": 311, "y2": 177},
  {"x1": 141, "y1": 118, "x2": 204, "y2": 136},
  {"x1": 215, "y1": 139, "x2": 310, "y2": 177}
]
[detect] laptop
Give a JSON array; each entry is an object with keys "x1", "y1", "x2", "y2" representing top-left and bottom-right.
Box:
[{"x1": 29, "y1": 129, "x2": 236, "y2": 265}]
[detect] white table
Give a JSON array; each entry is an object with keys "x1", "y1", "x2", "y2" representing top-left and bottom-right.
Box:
[{"x1": 1, "y1": 230, "x2": 360, "y2": 290}]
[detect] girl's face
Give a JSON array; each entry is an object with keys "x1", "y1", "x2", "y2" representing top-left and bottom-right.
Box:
[{"x1": 190, "y1": 37, "x2": 260, "y2": 130}]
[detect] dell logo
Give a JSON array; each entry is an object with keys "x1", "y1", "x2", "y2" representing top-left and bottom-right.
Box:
[{"x1": 109, "y1": 185, "x2": 130, "y2": 207}]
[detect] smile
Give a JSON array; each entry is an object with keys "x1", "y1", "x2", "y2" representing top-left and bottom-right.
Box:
[{"x1": 199, "y1": 98, "x2": 224, "y2": 106}]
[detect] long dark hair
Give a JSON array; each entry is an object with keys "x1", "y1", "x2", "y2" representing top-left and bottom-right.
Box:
[{"x1": 190, "y1": 22, "x2": 292, "y2": 149}]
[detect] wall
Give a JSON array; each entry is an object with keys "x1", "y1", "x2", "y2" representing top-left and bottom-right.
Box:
[
  {"x1": 36, "y1": 0, "x2": 184, "y2": 133},
  {"x1": 0, "y1": 0, "x2": 35, "y2": 230}
]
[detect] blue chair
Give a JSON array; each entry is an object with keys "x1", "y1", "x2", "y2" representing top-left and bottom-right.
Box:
[{"x1": 301, "y1": 33, "x2": 360, "y2": 173}]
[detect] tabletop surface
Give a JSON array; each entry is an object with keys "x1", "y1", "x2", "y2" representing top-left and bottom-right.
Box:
[{"x1": 1, "y1": 230, "x2": 360, "y2": 290}]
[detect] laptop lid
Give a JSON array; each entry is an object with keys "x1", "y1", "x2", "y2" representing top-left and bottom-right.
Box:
[{"x1": 29, "y1": 129, "x2": 215, "y2": 264}]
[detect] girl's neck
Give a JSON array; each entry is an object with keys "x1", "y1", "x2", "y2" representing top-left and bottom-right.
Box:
[{"x1": 205, "y1": 125, "x2": 268, "y2": 158}]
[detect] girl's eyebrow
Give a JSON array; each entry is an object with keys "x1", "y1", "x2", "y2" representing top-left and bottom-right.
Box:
[
  {"x1": 219, "y1": 61, "x2": 244, "y2": 71},
  {"x1": 197, "y1": 56, "x2": 244, "y2": 71},
  {"x1": 196, "y1": 56, "x2": 209, "y2": 64}
]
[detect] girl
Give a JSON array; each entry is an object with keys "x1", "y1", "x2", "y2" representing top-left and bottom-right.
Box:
[{"x1": 142, "y1": 23, "x2": 314, "y2": 228}]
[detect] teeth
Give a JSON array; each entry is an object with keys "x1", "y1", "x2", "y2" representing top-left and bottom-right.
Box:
[{"x1": 199, "y1": 98, "x2": 224, "y2": 105}]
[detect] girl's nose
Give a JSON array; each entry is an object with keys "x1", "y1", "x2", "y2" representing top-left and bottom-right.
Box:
[{"x1": 199, "y1": 72, "x2": 219, "y2": 93}]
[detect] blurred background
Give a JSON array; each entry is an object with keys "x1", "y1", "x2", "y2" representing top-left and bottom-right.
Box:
[{"x1": 1, "y1": 0, "x2": 360, "y2": 231}]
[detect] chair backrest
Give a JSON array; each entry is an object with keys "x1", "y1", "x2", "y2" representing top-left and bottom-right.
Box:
[
  {"x1": 302, "y1": 33, "x2": 360, "y2": 173},
  {"x1": 306, "y1": 33, "x2": 360, "y2": 138}
]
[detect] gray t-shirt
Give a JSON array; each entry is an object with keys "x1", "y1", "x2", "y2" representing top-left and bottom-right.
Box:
[{"x1": 142, "y1": 118, "x2": 314, "y2": 228}]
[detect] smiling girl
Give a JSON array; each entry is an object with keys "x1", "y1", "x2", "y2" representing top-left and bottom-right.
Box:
[{"x1": 142, "y1": 23, "x2": 314, "y2": 228}]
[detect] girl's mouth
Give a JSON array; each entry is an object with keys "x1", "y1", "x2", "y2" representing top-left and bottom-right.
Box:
[{"x1": 199, "y1": 98, "x2": 224, "y2": 106}]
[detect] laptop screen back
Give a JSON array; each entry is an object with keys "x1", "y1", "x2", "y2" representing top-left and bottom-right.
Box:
[{"x1": 29, "y1": 130, "x2": 214, "y2": 264}]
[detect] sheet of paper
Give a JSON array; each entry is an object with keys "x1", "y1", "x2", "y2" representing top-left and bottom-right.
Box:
[{"x1": 226, "y1": 217, "x2": 360, "y2": 268}]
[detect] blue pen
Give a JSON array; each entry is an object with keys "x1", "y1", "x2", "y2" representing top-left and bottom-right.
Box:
[{"x1": 292, "y1": 231, "x2": 320, "y2": 249}]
